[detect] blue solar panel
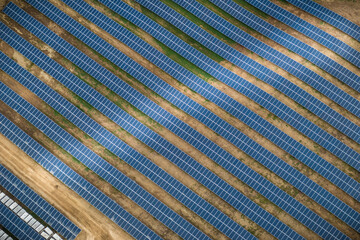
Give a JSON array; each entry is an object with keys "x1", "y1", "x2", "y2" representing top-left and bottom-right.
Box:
[
  {"x1": 8, "y1": 0, "x2": 358, "y2": 234},
  {"x1": 92, "y1": 0, "x2": 360, "y2": 175},
  {"x1": 0, "y1": 113, "x2": 161, "y2": 240},
  {"x1": 0, "y1": 164, "x2": 81, "y2": 240},
  {"x1": 52, "y1": 0, "x2": 360, "y2": 230},
  {"x1": 135, "y1": 0, "x2": 360, "y2": 164},
  {"x1": 286, "y1": 0, "x2": 360, "y2": 41},
  {"x1": 0, "y1": 202, "x2": 43, "y2": 240},
  {"x1": 0, "y1": 72, "x2": 209, "y2": 240},
  {"x1": 206, "y1": 0, "x2": 360, "y2": 116},
  {"x1": 241, "y1": 0, "x2": 360, "y2": 68},
  {"x1": 0, "y1": 11, "x2": 296, "y2": 239},
  {"x1": 9, "y1": 1, "x2": 352, "y2": 239}
]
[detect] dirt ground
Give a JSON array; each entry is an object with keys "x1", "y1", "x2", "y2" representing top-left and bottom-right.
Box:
[{"x1": 0, "y1": 0, "x2": 359, "y2": 239}]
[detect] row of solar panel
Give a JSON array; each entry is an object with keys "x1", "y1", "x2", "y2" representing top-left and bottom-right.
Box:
[
  {"x1": 0, "y1": 164, "x2": 80, "y2": 240},
  {"x1": 243, "y1": 0, "x2": 360, "y2": 68},
  {"x1": 1, "y1": 5, "x2": 295, "y2": 239},
  {"x1": 0, "y1": 199, "x2": 43, "y2": 240},
  {"x1": 0, "y1": 229, "x2": 13, "y2": 240},
  {"x1": 0, "y1": 190, "x2": 59, "y2": 240},
  {"x1": 95, "y1": 0, "x2": 360, "y2": 175},
  {"x1": 85, "y1": 0, "x2": 360, "y2": 204},
  {"x1": 23, "y1": 0, "x2": 360, "y2": 235},
  {"x1": 286, "y1": 0, "x2": 360, "y2": 41},
  {"x1": 1, "y1": 0, "x2": 358, "y2": 238},
  {"x1": 133, "y1": 0, "x2": 360, "y2": 183},
  {"x1": 16, "y1": 2, "x2": 352, "y2": 239},
  {"x1": 0, "y1": 63, "x2": 210, "y2": 240},
  {"x1": 207, "y1": 0, "x2": 360, "y2": 118},
  {"x1": 0, "y1": 113, "x2": 161, "y2": 240}
]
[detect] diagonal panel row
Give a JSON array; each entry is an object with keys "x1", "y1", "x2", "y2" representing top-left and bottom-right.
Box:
[
  {"x1": 207, "y1": 0, "x2": 360, "y2": 118},
  {"x1": 0, "y1": 11, "x2": 295, "y2": 239},
  {"x1": 5, "y1": 1, "x2": 347, "y2": 239},
  {"x1": 0, "y1": 81, "x2": 211, "y2": 240},
  {"x1": 286, "y1": 0, "x2": 360, "y2": 41},
  {"x1": 135, "y1": 0, "x2": 360, "y2": 180},
  {"x1": 148, "y1": 0, "x2": 360, "y2": 142},
  {"x1": 96, "y1": 0, "x2": 360, "y2": 173},
  {"x1": 0, "y1": 164, "x2": 81, "y2": 240},
  {"x1": 0, "y1": 199, "x2": 42, "y2": 240},
  {"x1": 60, "y1": 0, "x2": 360, "y2": 204},
  {"x1": 0, "y1": 113, "x2": 161, "y2": 240},
  {"x1": 22, "y1": 0, "x2": 360, "y2": 232},
  {"x1": 242, "y1": 0, "x2": 360, "y2": 67}
]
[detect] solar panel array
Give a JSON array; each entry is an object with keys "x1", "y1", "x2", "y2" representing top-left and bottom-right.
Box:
[
  {"x1": 148, "y1": 0, "x2": 360, "y2": 143},
  {"x1": 0, "y1": 0, "x2": 359, "y2": 239},
  {"x1": 0, "y1": 9, "x2": 299, "y2": 239},
  {"x1": 0, "y1": 199, "x2": 43, "y2": 240},
  {"x1": 286, "y1": 0, "x2": 360, "y2": 41},
  {"x1": 0, "y1": 63, "x2": 211, "y2": 240},
  {"x1": 243, "y1": 0, "x2": 360, "y2": 68},
  {"x1": 21, "y1": 0, "x2": 358, "y2": 232},
  {"x1": 207, "y1": 0, "x2": 360, "y2": 117},
  {"x1": 96, "y1": 0, "x2": 360, "y2": 175},
  {"x1": 64, "y1": 0, "x2": 360, "y2": 209},
  {"x1": 0, "y1": 164, "x2": 81, "y2": 240},
  {"x1": 14, "y1": 2, "x2": 355, "y2": 239},
  {"x1": 3, "y1": 2, "x2": 351, "y2": 239},
  {"x1": 131, "y1": 0, "x2": 360, "y2": 182},
  {"x1": 0, "y1": 113, "x2": 161, "y2": 240}
]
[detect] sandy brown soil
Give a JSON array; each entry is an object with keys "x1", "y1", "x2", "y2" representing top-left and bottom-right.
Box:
[{"x1": 0, "y1": 0, "x2": 359, "y2": 239}]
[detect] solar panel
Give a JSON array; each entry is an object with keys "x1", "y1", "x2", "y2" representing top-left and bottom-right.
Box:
[
  {"x1": 131, "y1": 0, "x2": 360, "y2": 184},
  {"x1": 0, "y1": 113, "x2": 161, "y2": 240},
  {"x1": 7, "y1": 2, "x2": 352, "y2": 239},
  {"x1": 14, "y1": 1, "x2": 357, "y2": 238},
  {"x1": 6, "y1": 0, "x2": 358, "y2": 235},
  {"x1": 0, "y1": 80, "x2": 209, "y2": 240},
  {"x1": 206, "y1": 0, "x2": 360, "y2": 117},
  {"x1": 90, "y1": 0, "x2": 360, "y2": 175},
  {"x1": 286, "y1": 0, "x2": 360, "y2": 41},
  {"x1": 0, "y1": 201, "x2": 43, "y2": 240},
  {"x1": 241, "y1": 0, "x2": 360, "y2": 68},
  {"x1": 0, "y1": 16, "x2": 298, "y2": 239},
  {"x1": 0, "y1": 164, "x2": 81, "y2": 240},
  {"x1": 54, "y1": 0, "x2": 360, "y2": 230}
]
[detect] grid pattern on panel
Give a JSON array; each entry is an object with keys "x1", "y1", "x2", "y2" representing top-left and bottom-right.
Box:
[
  {"x1": 208, "y1": 0, "x2": 360, "y2": 118},
  {"x1": 60, "y1": 0, "x2": 360, "y2": 231},
  {"x1": 17, "y1": 1, "x2": 357, "y2": 239},
  {"x1": 13, "y1": 0, "x2": 358, "y2": 232},
  {"x1": 0, "y1": 164, "x2": 81, "y2": 240},
  {"x1": 286, "y1": 0, "x2": 360, "y2": 41},
  {"x1": 0, "y1": 73, "x2": 208, "y2": 240},
  {"x1": 134, "y1": 0, "x2": 360, "y2": 196},
  {"x1": 243, "y1": 0, "x2": 360, "y2": 67},
  {"x1": 58, "y1": 0, "x2": 360, "y2": 221},
  {"x1": 0, "y1": 113, "x2": 161, "y2": 240},
  {"x1": 94, "y1": 0, "x2": 360, "y2": 175},
  {"x1": 0, "y1": 9, "x2": 293, "y2": 239},
  {"x1": 16, "y1": 1, "x2": 353, "y2": 239},
  {"x1": 0, "y1": 201, "x2": 43, "y2": 240}
]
